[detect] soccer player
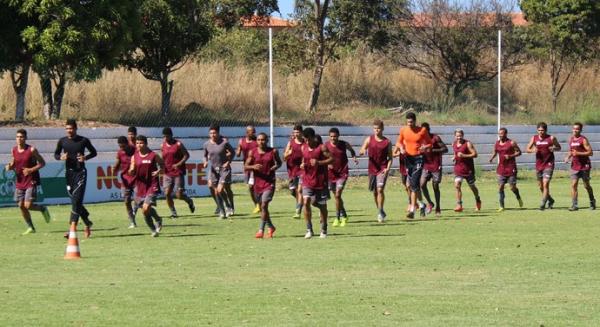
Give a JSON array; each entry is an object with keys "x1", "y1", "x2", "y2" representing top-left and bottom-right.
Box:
[
  {"x1": 325, "y1": 127, "x2": 358, "y2": 227},
  {"x1": 203, "y1": 124, "x2": 236, "y2": 218},
  {"x1": 129, "y1": 135, "x2": 163, "y2": 237},
  {"x1": 127, "y1": 126, "x2": 137, "y2": 147},
  {"x1": 54, "y1": 119, "x2": 97, "y2": 238},
  {"x1": 452, "y1": 129, "x2": 482, "y2": 212},
  {"x1": 420, "y1": 122, "x2": 447, "y2": 216},
  {"x1": 564, "y1": 122, "x2": 596, "y2": 211},
  {"x1": 161, "y1": 127, "x2": 195, "y2": 218},
  {"x1": 236, "y1": 125, "x2": 259, "y2": 214},
  {"x1": 245, "y1": 133, "x2": 282, "y2": 238},
  {"x1": 488, "y1": 128, "x2": 523, "y2": 211},
  {"x1": 114, "y1": 136, "x2": 137, "y2": 228},
  {"x1": 359, "y1": 119, "x2": 393, "y2": 222},
  {"x1": 300, "y1": 128, "x2": 333, "y2": 238},
  {"x1": 395, "y1": 112, "x2": 432, "y2": 219},
  {"x1": 5, "y1": 129, "x2": 51, "y2": 235},
  {"x1": 526, "y1": 122, "x2": 561, "y2": 210},
  {"x1": 397, "y1": 152, "x2": 411, "y2": 212},
  {"x1": 284, "y1": 124, "x2": 304, "y2": 218}
]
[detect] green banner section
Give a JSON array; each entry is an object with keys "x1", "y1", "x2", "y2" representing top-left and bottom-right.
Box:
[{"x1": 0, "y1": 173, "x2": 67, "y2": 204}]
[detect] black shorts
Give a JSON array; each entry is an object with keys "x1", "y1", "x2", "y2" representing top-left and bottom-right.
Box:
[{"x1": 405, "y1": 155, "x2": 424, "y2": 192}]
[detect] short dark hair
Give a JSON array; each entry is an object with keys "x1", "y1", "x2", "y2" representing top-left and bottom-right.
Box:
[
  {"x1": 329, "y1": 127, "x2": 340, "y2": 135},
  {"x1": 209, "y1": 123, "x2": 220, "y2": 132},
  {"x1": 128, "y1": 126, "x2": 137, "y2": 134},
  {"x1": 162, "y1": 127, "x2": 173, "y2": 136},
  {"x1": 574, "y1": 122, "x2": 583, "y2": 130},
  {"x1": 16, "y1": 129, "x2": 27, "y2": 138},
  {"x1": 499, "y1": 127, "x2": 508, "y2": 134},
  {"x1": 66, "y1": 119, "x2": 77, "y2": 129},
  {"x1": 537, "y1": 122, "x2": 547, "y2": 131},
  {"x1": 257, "y1": 132, "x2": 268, "y2": 140},
  {"x1": 302, "y1": 127, "x2": 316, "y2": 140},
  {"x1": 406, "y1": 112, "x2": 416, "y2": 120},
  {"x1": 135, "y1": 135, "x2": 148, "y2": 144},
  {"x1": 117, "y1": 136, "x2": 128, "y2": 144},
  {"x1": 421, "y1": 122, "x2": 430, "y2": 131},
  {"x1": 373, "y1": 119, "x2": 384, "y2": 129},
  {"x1": 293, "y1": 124, "x2": 303, "y2": 132}
]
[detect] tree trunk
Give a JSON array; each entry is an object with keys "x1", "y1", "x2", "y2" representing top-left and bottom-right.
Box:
[
  {"x1": 160, "y1": 72, "x2": 174, "y2": 118},
  {"x1": 552, "y1": 94, "x2": 558, "y2": 113},
  {"x1": 306, "y1": 64, "x2": 325, "y2": 113},
  {"x1": 51, "y1": 73, "x2": 66, "y2": 120},
  {"x1": 9, "y1": 63, "x2": 31, "y2": 122},
  {"x1": 40, "y1": 77, "x2": 54, "y2": 119}
]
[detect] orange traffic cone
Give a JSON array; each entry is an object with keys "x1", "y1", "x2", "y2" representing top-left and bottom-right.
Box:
[{"x1": 64, "y1": 222, "x2": 81, "y2": 260}]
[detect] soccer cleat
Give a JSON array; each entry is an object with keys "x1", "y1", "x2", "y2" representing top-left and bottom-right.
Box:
[
  {"x1": 214, "y1": 207, "x2": 221, "y2": 215},
  {"x1": 406, "y1": 204, "x2": 411, "y2": 212},
  {"x1": 497, "y1": 207, "x2": 504, "y2": 212},
  {"x1": 377, "y1": 213, "x2": 385, "y2": 223},
  {"x1": 293, "y1": 207, "x2": 302, "y2": 219},
  {"x1": 42, "y1": 206, "x2": 51, "y2": 223},
  {"x1": 419, "y1": 205, "x2": 426, "y2": 218},
  {"x1": 225, "y1": 207, "x2": 234, "y2": 218},
  {"x1": 340, "y1": 217, "x2": 348, "y2": 227},
  {"x1": 155, "y1": 218, "x2": 163, "y2": 232},
  {"x1": 341, "y1": 209, "x2": 348, "y2": 218},
  {"x1": 255, "y1": 230, "x2": 264, "y2": 239},
  {"x1": 319, "y1": 231, "x2": 327, "y2": 239},
  {"x1": 22, "y1": 227, "x2": 35, "y2": 235},
  {"x1": 547, "y1": 198, "x2": 555, "y2": 209},
  {"x1": 218, "y1": 211, "x2": 226, "y2": 219},
  {"x1": 538, "y1": 205, "x2": 545, "y2": 211},
  {"x1": 189, "y1": 200, "x2": 196, "y2": 214},
  {"x1": 406, "y1": 211, "x2": 415, "y2": 219},
  {"x1": 425, "y1": 203, "x2": 434, "y2": 215},
  {"x1": 266, "y1": 227, "x2": 276, "y2": 238},
  {"x1": 304, "y1": 230, "x2": 313, "y2": 239},
  {"x1": 518, "y1": 198, "x2": 524, "y2": 208},
  {"x1": 475, "y1": 199, "x2": 482, "y2": 211},
  {"x1": 151, "y1": 231, "x2": 159, "y2": 237},
  {"x1": 252, "y1": 204, "x2": 261, "y2": 214},
  {"x1": 591, "y1": 200, "x2": 596, "y2": 210},
  {"x1": 454, "y1": 205, "x2": 463, "y2": 212},
  {"x1": 332, "y1": 218, "x2": 340, "y2": 227},
  {"x1": 84, "y1": 225, "x2": 92, "y2": 239},
  {"x1": 170, "y1": 212, "x2": 178, "y2": 219},
  {"x1": 568, "y1": 205, "x2": 579, "y2": 212},
  {"x1": 128, "y1": 222, "x2": 137, "y2": 229},
  {"x1": 435, "y1": 209, "x2": 441, "y2": 217}
]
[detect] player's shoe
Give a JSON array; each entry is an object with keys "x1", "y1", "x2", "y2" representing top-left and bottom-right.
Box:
[
  {"x1": 538, "y1": 204, "x2": 545, "y2": 211},
  {"x1": 304, "y1": 230, "x2": 313, "y2": 239},
  {"x1": 425, "y1": 203, "x2": 434, "y2": 215},
  {"x1": 454, "y1": 205, "x2": 463, "y2": 212},
  {"x1": 218, "y1": 211, "x2": 226, "y2": 219},
  {"x1": 406, "y1": 211, "x2": 415, "y2": 219},
  {"x1": 475, "y1": 199, "x2": 482, "y2": 211},
  {"x1": 151, "y1": 231, "x2": 159, "y2": 237},
  {"x1": 214, "y1": 207, "x2": 221, "y2": 215},
  {"x1": 266, "y1": 227, "x2": 276, "y2": 238},
  {"x1": 435, "y1": 209, "x2": 441, "y2": 217},
  {"x1": 377, "y1": 213, "x2": 385, "y2": 223},
  {"x1": 42, "y1": 206, "x2": 51, "y2": 223},
  {"x1": 319, "y1": 231, "x2": 327, "y2": 239},
  {"x1": 547, "y1": 198, "x2": 555, "y2": 209},
  {"x1": 340, "y1": 217, "x2": 348, "y2": 227},
  {"x1": 293, "y1": 207, "x2": 301, "y2": 219},
  {"x1": 84, "y1": 225, "x2": 92, "y2": 239},
  {"x1": 497, "y1": 207, "x2": 504, "y2": 212},
  {"x1": 252, "y1": 204, "x2": 261, "y2": 214},
  {"x1": 225, "y1": 207, "x2": 234, "y2": 218},
  {"x1": 568, "y1": 205, "x2": 579, "y2": 211},
  {"x1": 22, "y1": 227, "x2": 35, "y2": 235},
  {"x1": 155, "y1": 218, "x2": 163, "y2": 232},
  {"x1": 332, "y1": 218, "x2": 340, "y2": 227},
  {"x1": 419, "y1": 205, "x2": 426, "y2": 218},
  {"x1": 590, "y1": 199, "x2": 596, "y2": 210},
  {"x1": 128, "y1": 222, "x2": 137, "y2": 229},
  {"x1": 189, "y1": 200, "x2": 195, "y2": 214},
  {"x1": 255, "y1": 230, "x2": 264, "y2": 239},
  {"x1": 170, "y1": 212, "x2": 178, "y2": 219},
  {"x1": 518, "y1": 198, "x2": 524, "y2": 208}
]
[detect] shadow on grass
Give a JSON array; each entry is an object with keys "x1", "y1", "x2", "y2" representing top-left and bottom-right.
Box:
[
  {"x1": 161, "y1": 233, "x2": 214, "y2": 238},
  {"x1": 48, "y1": 227, "x2": 119, "y2": 233}
]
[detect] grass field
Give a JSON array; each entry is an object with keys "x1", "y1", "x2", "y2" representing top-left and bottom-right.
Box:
[{"x1": 1, "y1": 174, "x2": 600, "y2": 326}]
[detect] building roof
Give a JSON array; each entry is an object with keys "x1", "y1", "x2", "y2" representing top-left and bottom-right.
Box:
[
  {"x1": 241, "y1": 15, "x2": 296, "y2": 28},
  {"x1": 410, "y1": 12, "x2": 528, "y2": 28}
]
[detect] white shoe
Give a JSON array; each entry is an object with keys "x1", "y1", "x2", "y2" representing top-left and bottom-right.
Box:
[
  {"x1": 128, "y1": 222, "x2": 137, "y2": 229},
  {"x1": 151, "y1": 231, "x2": 159, "y2": 237},
  {"x1": 304, "y1": 230, "x2": 313, "y2": 239},
  {"x1": 319, "y1": 232, "x2": 327, "y2": 239},
  {"x1": 377, "y1": 213, "x2": 385, "y2": 223},
  {"x1": 218, "y1": 211, "x2": 226, "y2": 219},
  {"x1": 225, "y1": 207, "x2": 234, "y2": 218}
]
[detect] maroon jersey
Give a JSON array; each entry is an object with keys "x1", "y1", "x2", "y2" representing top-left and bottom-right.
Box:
[
  {"x1": 325, "y1": 141, "x2": 349, "y2": 182},
  {"x1": 286, "y1": 139, "x2": 304, "y2": 179},
  {"x1": 240, "y1": 137, "x2": 258, "y2": 174},
  {"x1": 117, "y1": 146, "x2": 136, "y2": 187},
  {"x1": 533, "y1": 135, "x2": 555, "y2": 171},
  {"x1": 570, "y1": 136, "x2": 591, "y2": 171},
  {"x1": 495, "y1": 139, "x2": 517, "y2": 176},
  {"x1": 367, "y1": 135, "x2": 391, "y2": 175},
  {"x1": 12, "y1": 145, "x2": 40, "y2": 190},
  {"x1": 424, "y1": 134, "x2": 443, "y2": 172},
  {"x1": 301, "y1": 144, "x2": 327, "y2": 190},
  {"x1": 248, "y1": 147, "x2": 277, "y2": 194},
  {"x1": 453, "y1": 140, "x2": 475, "y2": 177},
  {"x1": 398, "y1": 153, "x2": 408, "y2": 176},
  {"x1": 133, "y1": 150, "x2": 160, "y2": 197},
  {"x1": 161, "y1": 139, "x2": 185, "y2": 177}
]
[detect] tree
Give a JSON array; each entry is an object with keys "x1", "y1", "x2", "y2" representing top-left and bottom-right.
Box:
[
  {"x1": 125, "y1": 0, "x2": 278, "y2": 118},
  {"x1": 284, "y1": 0, "x2": 407, "y2": 113},
  {"x1": 521, "y1": 0, "x2": 600, "y2": 112},
  {"x1": 386, "y1": 0, "x2": 524, "y2": 102}
]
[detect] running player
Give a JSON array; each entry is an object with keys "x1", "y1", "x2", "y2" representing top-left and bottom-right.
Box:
[
  {"x1": 420, "y1": 123, "x2": 447, "y2": 217},
  {"x1": 161, "y1": 127, "x2": 195, "y2": 218},
  {"x1": 565, "y1": 122, "x2": 596, "y2": 211},
  {"x1": 54, "y1": 119, "x2": 96, "y2": 238},
  {"x1": 301, "y1": 128, "x2": 333, "y2": 238},
  {"x1": 359, "y1": 119, "x2": 393, "y2": 222},
  {"x1": 203, "y1": 124, "x2": 236, "y2": 218},
  {"x1": 5, "y1": 129, "x2": 51, "y2": 235},
  {"x1": 397, "y1": 152, "x2": 410, "y2": 212},
  {"x1": 114, "y1": 136, "x2": 137, "y2": 228},
  {"x1": 245, "y1": 133, "x2": 282, "y2": 238},
  {"x1": 236, "y1": 125, "x2": 259, "y2": 214},
  {"x1": 526, "y1": 122, "x2": 561, "y2": 210},
  {"x1": 284, "y1": 124, "x2": 304, "y2": 218},
  {"x1": 395, "y1": 112, "x2": 432, "y2": 219},
  {"x1": 452, "y1": 129, "x2": 482, "y2": 212},
  {"x1": 127, "y1": 126, "x2": 137, "y2": 147},
  {"x1": 488, "y1": 127, "x2": 523, "y2": 211},
  {"x1": 325, "y1": 127, "x2": 358, "y2": 227},
  {"x1": 129, "y1": 135, "x2": 163, "y2": 237}
]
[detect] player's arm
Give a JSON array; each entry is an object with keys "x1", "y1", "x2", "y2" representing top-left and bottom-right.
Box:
[
  {"x1": 235, "y1": 138, "x2": 243, "y2": 157},
  {"x1": 174, "y1": 143, "x2": 190, "y2": 168},
  {"x1": 488, "y1": 146, "x2": 497, "y2": 163},
  {"x1": 153, "y1": 154, "x2": 165, "y2": 176},
  {"x1": 29, "y1": 147, "x2": 46, "y2": 172},
  {"x1": 511, "y1": 141, "x2": 522, "y2": 158},
  {"x1": 84, "y1": 138, "x2": 97, "y2": 161},
  {"x1": 551, "y1": 136, "x2": 561, "y2": 152},
  {"x1": 395, "y1": 130, "x2": 406, "y2": 155},
  {"x1": 419, "y1": 130, "x2": 432, "y2": 153},
  {"x1": 435, "y1": 138, "x2": 448, "y2": 154},
  {"x1": 5, "y1": 157, "x2": 14, "y2": 171},
  {"x1": 54, "y1": 139, "x2": 65, "y2": 161},
  {"x1": 128, "y1": 156, "x2": 136, "y2": 175},
  {"x1": 202, "y1": 147, "x2": 209, "y2": 169},
  {"x1": 345, "y1": 141, "x2": 359, "y2": 165},
  {"x1": 384, "y1": 143, "x2": 393, "y2": 174},
  {"x1": 244, "y1": 151, "x2": 258, "y2": 171},
  {"x1": 222, "y1": 143, "x2": 235, "y2": 168},
  {"x1": 283, "y1": 141, "x2": 293, "y2": 160},
  {"x1": 319, "y1": 145, "x2": 334, "y2": 166},
  {"x1": 272, "y1": 150, "x2": 283, "y2": 171},
  {"x1": 113, "y1": 153, "x2": 121, "y2": 173},
  {"x1": 358, "y1": 137, "x2": 370, "y2": 156},
  {"x1": 580, "y1": 138, "x2": 593, "y2": 157},
  {"x1": 467, "y1": 142, "x2": 478, "y2": 158},
  {"x1": 526, "y1": 136, "x2": 536, "y2": 153}
]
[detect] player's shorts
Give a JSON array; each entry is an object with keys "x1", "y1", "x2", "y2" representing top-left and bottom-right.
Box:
[
  {"x1": 135, "y1": 193, "x2": 157, "y2": 207},
  {"x1": 288, "y1": 175, "x2": 302, "y2": 190},
  {"x1": 536, "y1": 168, "x2": 554, "y2": 180},
  {"x1": 401, "y1": 174, "x2": 408, "y2": 186},
  {"x1": 302, "y1": 187, "x2": 328, "y2": 205},
  {"x1": 571, "y1": 169, "x2": 591, "y2": 181},
  {"x1": 14, "y1": 187, "x2": 37, "y2": 202},
  {"x1": 497, "y1": 174, "x2": 517, "y2": 185},
  {"x1": 421, "y1": 168, "x2": 442, "y2": 184},
  {"x1": 209, "y1": 167, "x2": 232, "y2": 186},
  {"x1": 454, "y1": 174, "x2": 476, "y2": 186},
  {"x1": 121, "y1": 185, "x2": 134, "y2": 202},
  {"x1": 245, "y1": 171, "x2": 255, "y2": 186},
  {"x1": 329, "y1": 178, "x2": 347, "y2": 192},
  {"x1": 368, "y1": 172, "x2": 388, "y2": 192},
  {"x1": 405, "y1": 155, "x2": 424, "y2": 192},
  {"x1": 255, "y1": 188, "x2": 274, "y2": 204},
  {"x1": 163, "y1": 174, "x2": 185, "y2": 192}
]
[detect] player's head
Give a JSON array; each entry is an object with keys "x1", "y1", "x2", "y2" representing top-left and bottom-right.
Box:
[
  {"x1": 257, "y1": 132, "x2": 268, "y2": 148},
  {"x1": 16, "y1": 129, "x2": 27, "y2": 146},
  {"x1": 373, "y1": 119, "x2": 384, "y2": 136},
  {"x1": 117, "y1": 136, "x2": 129, "y2": 150},
  {"x1": 303, "y1": 127, "x2": 317, "y2": 146},
  {"x1": 65, "y1": 119, "x2": 77, "y2": 138},
  {"x1": 292, "y1": 124, "x2": 303, "y2": 140},
  {"x1": 209, "y1": 123, "x2": 220, "y2": 140},
  {"x1": 405, "y1": 112, "x2": 416, "y2": 127},
  {"x1": 162, "y1": 127, "x2": 173, "y2": 141},
  {"x1": 246, "y1": 125, "x2": 256, "y2": 139},
  {"x1": 421, "y1": 122, "x2": 430, "y2": 134},
  {"x1": 498, "y1": 127, "x2": 508, "y2": 140},
  {"x1": 536, "y1": 122, "x2": 547, "y2": 136},
  {"x1": 454, "y1": 128, "x2": 464, "y2": 142},
  {"x1": 573, "y1": 122, "x2": 583, "y2": 136},
  {"x1": 127, "y1": 126, "x2": 137, "y2": 140},
  {"x1": 329, "y1": 127, "x2": 340, "y2": 143},
  {"x1": 135, "y1": 135, "x2": 148, "y2": 151}
]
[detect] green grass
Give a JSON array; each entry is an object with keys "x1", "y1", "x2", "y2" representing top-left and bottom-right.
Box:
[{"x1": 1, "y1": 174, "x2": 600, "y2": 326}]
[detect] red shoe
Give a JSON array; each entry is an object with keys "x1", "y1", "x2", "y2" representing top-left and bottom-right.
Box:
[
  {"x1": 475, "y1": 200, "x2": 482, "y2": 211},
  {"x1": 267, "y1": 227, "x2": 276, "y2": 238},
  {"x1": 454, "y1": 205, "x2": 463, "y2": 212},
  {"x1": 84, "y1": 226, "x2": 91, "y2": 238},
  {"x1": 255, "y1": 230, "x2": 264, "y2": 239},
  {"x1": 426, "y1": 203, "x2": 434, "y2": 215}
]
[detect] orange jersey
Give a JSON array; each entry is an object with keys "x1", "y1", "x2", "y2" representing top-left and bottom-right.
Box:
[{"x1": 396, "y1": 126, "x2": 432, "y2": 156}]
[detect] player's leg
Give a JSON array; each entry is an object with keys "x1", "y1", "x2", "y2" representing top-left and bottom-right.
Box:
[
  {"x1": 174, "y1": 176, "x2": 195, "y2": 214},
  {"x1": 497, "y1": 175, "x2": 506, "y2": 211},
  {"x1": 302, "y1": 188, "x2": 314, "y2": 238},
  {"x1": 509, "y1": 176, "x2": 523, "y2": 208},
  {"x1": 316, "y1": 192, "x2": 328, "y2": 238},
  {"x1": 163, "y1": 176, "x2": 177, "y2": 218},
  {"x1": 454, "y1": 177, "x2": 463, "y2": 212},
  {"x1": 330, "y1": 182, "x2": 341, "y2": 226},
  {"x1": 468, "y1": 178, "x2": 482, "y2": 211},
  {"x1": 570, "y1": 172, "x2": 579, "y2": 211},
  {"x1": 123, "y1": 185, "x2": 136, "y2": 227},
  {"x1": 420, "y1": 171, "x2": 434, "y2": 213},
  {"x1": 581, "y1": 172, "x2": 595, "y2": 210},
  {"x1": 432, "y1": 171, "x2": 442, "y2": 216},
  {"x1": 17, "y1": 195, "x2": 35, "y2": 234}
]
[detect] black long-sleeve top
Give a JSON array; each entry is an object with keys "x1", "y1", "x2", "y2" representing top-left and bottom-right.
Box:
[{"x1": 54, "y1": 135, "x2": 97, "y2": 171}]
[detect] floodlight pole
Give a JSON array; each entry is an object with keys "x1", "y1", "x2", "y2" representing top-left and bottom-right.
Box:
[
  {"x1": 497, "y1": 30, "x2": 502, "y2": 132},
  {"x1": 269, "y1": 27, "x2": 274, "y2": 147}
]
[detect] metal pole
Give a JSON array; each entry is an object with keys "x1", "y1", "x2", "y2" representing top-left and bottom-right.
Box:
[
  {"x1": 269, "y1": 27, "x2": 274, "y2": 147},
  {"x1": 497, "y1": 30, "x2": 502, "y2": 132}
]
